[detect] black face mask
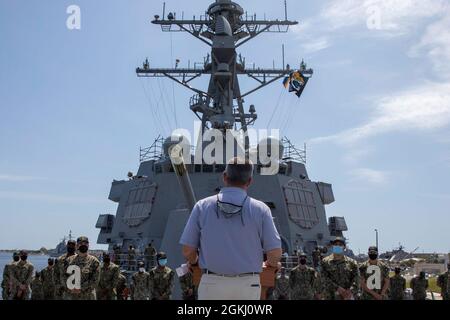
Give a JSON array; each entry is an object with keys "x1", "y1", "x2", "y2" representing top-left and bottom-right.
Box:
[
  {"x1": 369, "y1": 253, "x2": 378, "y2": 260},
  {"x1": 299, "y1": 258, "x2": 307, "y2": 265},
  {"x1": 78, "y1": 245, "x2": 88, "y2": 253},
  {"x1": 13, "y1": 256, "x2": 20, "y2": 262},
  {"x1": 67, "y1": 246, "x2": 76, "y2": 254},
  {"x1": 20, "y1": 256, "x2": 27, "y2": 261},
  {"x1": 103, "y1": 258, "x2": 110, "y2": 264},
  {"x1": 48, "y1": 261, "x2": 54, "y2": 266}
]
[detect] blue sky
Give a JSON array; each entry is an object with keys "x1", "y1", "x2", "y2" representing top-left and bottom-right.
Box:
[{"x1": 0, "y1": 0, "x2": 449, "y2": 254}]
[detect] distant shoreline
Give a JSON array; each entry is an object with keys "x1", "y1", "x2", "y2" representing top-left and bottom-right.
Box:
[
  {"x1": 0, "y1": 250, "x2": 45, "y2": 255},
  {"x1": 0, "y1": 249, "x2": 106, "y2": 255}
]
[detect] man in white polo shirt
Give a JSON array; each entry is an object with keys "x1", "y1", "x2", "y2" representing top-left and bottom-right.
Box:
[{"x1": 180, "y1": 157, "x2": 282, "y2": 300}]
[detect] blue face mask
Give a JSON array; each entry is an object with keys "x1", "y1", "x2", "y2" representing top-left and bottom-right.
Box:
[
  {"x1": 158, "y1": 259, "x2": 167, "y2": 266},
  {"x1": 332, "y1": 245, "x2": 344, "y2": 255}
]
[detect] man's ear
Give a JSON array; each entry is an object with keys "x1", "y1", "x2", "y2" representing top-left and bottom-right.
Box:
[{"x1": 223, "y1": 172, "x2": 228, "y2": 184}]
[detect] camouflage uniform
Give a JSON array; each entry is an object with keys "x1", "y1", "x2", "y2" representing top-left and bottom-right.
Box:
[
  {"x1": 289, "y1": 265, "x2": 318, "y2": 300},
  {"x1": 144, "y1": 245, "x2": 156, "y2": 270},
  {"x1": 314, "y1": 271, "x2": 325, "y2": 299},
  {"x1": 55, "y1": 252, "x2": 75, "y2": 299},
  {"x1": 1, "y1": 260, "x2": 16, "y2": 300},
  {"x1": 179, "y1": 272, "x2": 197, "y2": 300},
  {"x1": 359, "y1": 260, "x2": 389, "y2": 300},
  {"x1": 410, "y1": 276, "x2": 428, "y2": 300},
  {"x1": 149, "y1": 266, "x2": 175, "y2": 300},
  {"x1": 312, "y1": 253, "x2": 326, "y2": 299},
  {"x1": 131, "y1": 271, "x2": 150, "y2": 300},
  {"x1": 97, "y1": 262, "x2": 120, "y2": 300},
  {"x1": 437, "y1": 270, "x2": 449, "y2": 300},
  {"x1": 321, "y1": 255, "x2": 359, "y2": 300},
  {"x1": 116, "y1": 273, "x2": 128, "y2": 300},
  {"x1": 10, "y1": 260, "x2": 34, "y2": 300},
  {"x1": 128, "y1": 247, "x2": 136, "y2": 270},
  {"x1": 63, "y1": 254, "x2": 100, "y2": 300},
  {"x1": 389, "y1": 274, "x2": 406, "y2": 300},
  {"x1": 265, "y1": 287, "x2": 275, "y2": 300},
  {"x1": 113, "y1": 246, "x2": 122, "y2": 266},
  {"x1": 312, "y1": 247, "x2": 326, "y2": 270},
  {"x1": 31, "y1": 276, "x2": 44, "y2": 300},
  {"x1": 274, "y1": 273, "x2": 290, "y2": 300},
  {"x1": 40, "y1": 266, "x2": 56, "y2": 300}
]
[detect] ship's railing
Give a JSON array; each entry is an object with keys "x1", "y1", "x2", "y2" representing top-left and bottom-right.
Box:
[
  {"x1": 110, "y1": 253, "x2": 158, "y2": 272},
  {"x1": 140, "y1": 135, "x2": 165, "y2": 162},
  {"x1": 280, "y1": 256, "x2": 300, "y2": 271},
  {"x1": 282, "y1": 137, "x2": 306, "y2": 164},
  {"x1": 111, "y1": 253, "x2": 303, "y2": 276},
  {"x1": 189, "y1": 94, "x2": 208, "y2": 109},
  {"x1": 140, "y1": 135, "x2": 306, "y2": 166}
]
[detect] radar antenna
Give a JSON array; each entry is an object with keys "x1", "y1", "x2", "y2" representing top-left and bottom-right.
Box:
[{"x1": 136, "y1": 0, "x2": 313, "y2": 150}]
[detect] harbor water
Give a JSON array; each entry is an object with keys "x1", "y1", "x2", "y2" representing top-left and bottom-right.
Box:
[{"x1": 0, "y1": 252, "x2": 49, "y2": 300}]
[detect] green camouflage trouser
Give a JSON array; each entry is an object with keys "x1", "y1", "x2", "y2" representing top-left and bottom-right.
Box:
[
  {"x1": 55, "y1": 286, "x2": 65, "y2": 300},
  {"x1": 2, "y1": 286, "x2": 9, "y2": 300},
  {"x1": 96, "y1": 288, "x2": 116, "y2": 300},
  {"x1": 64, "y1": 290, "x2": 96, "y2": 300}
]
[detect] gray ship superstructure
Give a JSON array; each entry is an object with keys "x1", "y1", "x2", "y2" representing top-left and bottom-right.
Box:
[
  {"x1": 95, "y1": 0, "x2": 348, "y2": 297},
  {"x1": 48, "y1": 231, "x2": 74, "y2": 258}
]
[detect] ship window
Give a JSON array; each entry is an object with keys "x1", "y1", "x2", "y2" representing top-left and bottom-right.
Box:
[
  {"x1": 283, "y1": 180, "x2": 319, "y2": 229},
  {"x1": 195, "y1": 164, "x2": 202, "y2": 173},
  {"x1": 123, "y1": 180, "x2": 157, "y2": 227}
]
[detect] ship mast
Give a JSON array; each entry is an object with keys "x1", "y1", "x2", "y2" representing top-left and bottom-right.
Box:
[{"x1": 136, "y1": 0, "x2": 313, "y2": 150}]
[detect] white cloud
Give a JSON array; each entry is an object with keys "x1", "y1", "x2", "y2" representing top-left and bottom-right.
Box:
[
  {"x1": 321, "y1": 0, "x2": 448, "y2": 34},
  {"x1": 310, "y1": 81, "x2": 450, "y2": 145},
  {"x1": 307, "y1": 2, "x2": 450, "y2": 147},
  {"x1": 301, "y1": 37, "x2": 330, "y2": 54},
  {"x1": 301, "y1": 0, "x2": 450, "y2": 171},
  {"x1": 292, "y1": 20, "x2": 331, "y2": 55},
  {"x1": 320, "y1": 0, "x2": 365, "y2": 30},
  {"x1": 410, "y1": 15, "x2": 450, "y2": 79},
  {"x1": 349, "y1": 168, "x2": 389, "y2": 184},
  {"x1": 294, "y1": 0, "x2": 449, "y2": 52},
  {"x1": 342, "y1": 146, "x2": 374, "y2": 165},
  {"x1": 0, "y1": 174, "x2": 47, "y2": 182}
]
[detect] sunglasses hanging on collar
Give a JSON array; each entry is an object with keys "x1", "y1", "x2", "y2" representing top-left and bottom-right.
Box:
[{"x1": 215, "y1": 194, "x2": 248, "y2": 226}]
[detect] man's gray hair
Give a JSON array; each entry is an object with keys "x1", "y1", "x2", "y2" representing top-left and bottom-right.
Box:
[{"x1": 224, "y1": 157, "x2": 254, "y2": 185}]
